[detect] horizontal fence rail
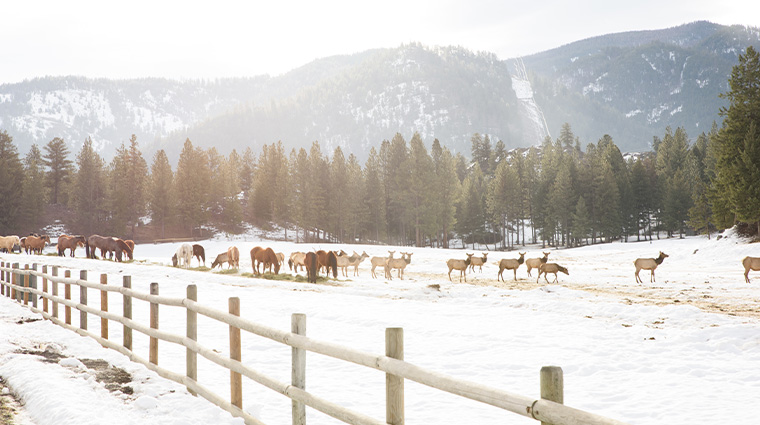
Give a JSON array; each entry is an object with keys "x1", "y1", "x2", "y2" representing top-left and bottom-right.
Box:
[{"x1": 0, "y1": 260, "x2": 629, "y2": 425}]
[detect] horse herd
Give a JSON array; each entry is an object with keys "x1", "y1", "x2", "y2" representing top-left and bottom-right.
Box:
[
  {"x1": 2, "y1": 234, "x2": 760, "y2": 284},
  {"x1": 0, "y1": 233, "x2": 134, "y2": 261}
]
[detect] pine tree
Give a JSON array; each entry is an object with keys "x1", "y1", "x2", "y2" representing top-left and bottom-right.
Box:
[
  {"x1": 0, "y1": 131, "x2": 24, "y2": 234},
  {"x1": 571, "y1": 197, "x2": 591, "y2": 246},
  {"x1": 363, "y1": 147, "x2": 387, "y2": 243},
  {"x1": 711, "y1": 46, "x2": 760, "y2": 234},
  {"x1": 408, "y1": 133, "x2": 434, "y2": 246},
  {"x1": 431, "y1": 141, "x2": 460, "y2": 248},
  {"x1": 72, "y1": 137, "x2": 108, "y2": 235},
  {"x1": 175, "y1": 139, "x2": 210, "y2": 237},
  {"x1": 42, "y1": 137, "x2": 73, "y2": 205},
  {"x1": 148, "y1": 150, "x2": 174, "y2": 238},
  {"x1": 329, "y1": 146, "x2": 348, "y2": 241},
  {"x1": 21, "y1": 145, "x2": 47, "y2": 232}
]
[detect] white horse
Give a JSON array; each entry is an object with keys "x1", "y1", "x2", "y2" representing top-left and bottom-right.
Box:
[
  {"x1": 172, "y1": 243, "x2": 194, "y2": 268},
  {"x1": 0, "y1": 235, "x2": 21, "y2": 253}
]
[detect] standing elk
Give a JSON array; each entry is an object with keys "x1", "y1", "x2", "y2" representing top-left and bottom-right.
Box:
[
  {"x1": 371, "y1": 251, "x2": 394, "y2": 279},
  {"x1": 742, "y1": 256, "x2": 760, "y2": 283},
  {"x1": 447, "y1": 253, "x2": 474, "y2": 282},
  {"x1": 525, "y1": 251, "x2": 550, "y2": 276},
  {"x1": 538, "y1": 263, "x2": 569, "y2": 283},
  {"x1": 497, "y1": 252, "x2": 526, "y2": 282},
  {"x1": 386, "y1": 252, "x2": 413, "y2": 280},
  {"x1": 469, "y1": 252, "x2": 488, "y2": 273},
  {"x1": 634, "y1": 251, "x2": 668, "y2": 283}
]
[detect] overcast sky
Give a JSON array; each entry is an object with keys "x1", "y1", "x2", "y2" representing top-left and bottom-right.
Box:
[{"x1": 2, "y1": 0, "x2": 759, "y2": 84}]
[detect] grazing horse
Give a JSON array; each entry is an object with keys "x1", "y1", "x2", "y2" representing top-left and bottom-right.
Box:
[
  {"x1": 305, "y1": 252, "x2": 319, "y2": 283},
  {"x1": 316, "y1": 250, "x2": 338, "y2": 278},
  {"x1": 192, "y1": 244, "x2": 206, "y2": 267},
  {"x1": 123, "y1": 240, "x2": 135, "y2": 260},
  {"x1": 252, "y1": 247, "x2": 280, "y2": 275},
  {"x1": 24, "y1": 235, "x2": 50, "y2": 254},
  {"x1": 86, "y1": 235, "x2": 132, "y2": 262},
  {"x1": 57, "y1": 235, "x2": 86, "y2": 257},
  {"x1": 250, "y1": 246, "x2": 263, "y2": 271},
  {"x1": 172, "y1": 243, "x2": 193, "y2": 268},
  {"x1": 742, "y1": 256, "x2": 760, "y2": 283},
  {"x1": 227, "y1": 246, "x2": 240, "y2": 269},
  {"x1": 0, "y1": 235, "x2": 21, "y2": 253}
]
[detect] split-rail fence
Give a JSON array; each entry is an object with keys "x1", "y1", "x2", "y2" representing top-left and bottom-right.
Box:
[{"x1": 0, "y1": 260, "x2": 629, "y2": 425}]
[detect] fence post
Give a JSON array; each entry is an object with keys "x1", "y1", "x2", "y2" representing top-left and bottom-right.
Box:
[
  {"x1": 42, "y1": 265, "x2": 48, "y2": 314},
  {"x1": 30, "y1": 264, "x2": 37, "y2": 308},
  {"x1": 186, "y1": 285, "x2": 198, "y2": 396},
  {"x1": 386, "y1": 327, "x2": 404, "y2": 425},
  {"x1": 100, "y1": 273, "x2": 108, "y2": 340},
  {"x1": 79, "y1": 270, "x2": 88, "y2": 330},
  {"x1": 1, "y1": 261, "x2": 4, "y2": 297},
  {"x1": 23, "y1": 264, "x2": 30, "y2": 305},
  {"x1": 51, "y1": 266, "x2": 58, "y2": 319},
  {"x1": 292, "y1": 313, "x2": 306, "y2": 425},
  {"x1": 229, "y1": 297, "x2": 242, "y2": 409},
  {"x1": 65, "y1": 270, "x2": 71, "y2": 325},
  {"x1": 150, "y1": 282, "x2": 159, "y2": 365},
  {"x1": 12, "y1": 263, "x2": 19, "y2": 302},
  {"x1": 123, "y1": 276, "x2": 132, "y2": 351},
  {"x1": 540, "y1": 366, "x2": 564, "y2": 425}
]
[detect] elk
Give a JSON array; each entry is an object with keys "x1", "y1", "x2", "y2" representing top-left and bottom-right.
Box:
[
  {"x1": 537, "y1": 263, "x2": 569, "y2": 283},
  {"x1": 469, "y1": 252, "x2": 488, "y2": 272},
  {"x1": 337, "y1": 251, "x2": 369, "y2": 277},
  {"x1": 497, "y1": 252, "x2": 526, "y2": 282},
  {"x1": 634, "y1": 251, "x2": 668, "y2": 283},
  {"x1": 371, "y1": 251, "x2": 394, "y2": 279},
  {"x1": 447, "y1": 253, "x2": 474, "y2": 282},
  {"x1": 289, "y1": 252, "x2": 307, "y2": 272},
  {"x1": 386, "y1": 252, "x2": 413, "y2": 280},
  {"x1": 742, "y1": 256, "x2": 760, "y2": 283},
  {"x1": 348, "y1": 251, "x2": 369, "y2": 276},
  {"x1": 525, "y1": 251, "x2": 550, "y2": 276}
]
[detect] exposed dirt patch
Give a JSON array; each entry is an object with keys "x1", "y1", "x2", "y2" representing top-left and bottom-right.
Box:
[
  {"x1": 79, "y1": 359, "x2": 134, "y2": 395},
  {"x1": 18, "y1": 345, "x2": 64, "y2": 363},
  {"x1": 14, "y1": 319, "x2": 40, "y2": 325},
  {"x1": 0, "y1": 378, "x2": 26, "y2": 425}
]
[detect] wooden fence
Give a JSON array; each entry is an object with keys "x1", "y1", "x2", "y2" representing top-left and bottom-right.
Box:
[{"x1": 0, "y1": 260, "x2": 629, "y2": 425}]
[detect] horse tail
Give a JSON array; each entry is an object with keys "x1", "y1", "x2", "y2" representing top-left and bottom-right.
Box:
[
  {"x1": 85, "y1": 240, "x2": 90, "y2": 258},
  {"x1": 307, "y1": 253, "x2": 318, "y2": 283},
  {"x1": 329, "y1": 252, "x2": 338, "y2": 278}
]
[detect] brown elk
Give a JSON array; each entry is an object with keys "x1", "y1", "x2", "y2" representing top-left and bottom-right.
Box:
[
  {"x1": 634, "y1": 252, "x2": 668, "y2": 283},
  {"x1": 370, "y1": 251, "x2": 394, "y2": 279},
  {"x1": 525, "y1": 251, "x2": 550, "y2": 276},
  {"x1": 538, "y1": 263, "x2": 569, "y2": 283},
  {"x1": 447, "y1": 253, "x2": 474, "y2": 282},
  {"x1": 742, "y1": 256, "x2": 760, "y2": 283},
  {"x1": 497, "y1": 252, "x2": 526, "y2": 282},
  {"x1": 469, "y1": 252, "x2": 488, "y2": 273},
  {"x1": 386, "y1": 252, "x2": 413, "y2": 280}
]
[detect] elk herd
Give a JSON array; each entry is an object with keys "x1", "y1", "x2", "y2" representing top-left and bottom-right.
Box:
[{"x1": 2, "y1": 233, "x2": 760, "y2": 284}]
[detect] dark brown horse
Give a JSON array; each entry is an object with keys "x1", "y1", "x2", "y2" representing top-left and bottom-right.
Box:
[
  {"x1": 192, "y1": 244, "x2": 205, "y2": 267},
  {"x1": 316, "y1": 250, "x2": 338, "y2": 278},
  {"x1": 57, "y1": 235, "x2": 86, "y2": 257},
  {"x1": 252, "y1": 247, "x2": 280, "y2": 275},
  {"x1": 305, "y1": 252, "x2": 319, "y2": 283},
  {"x1": 86, "y1": 235, "x2": 132, "y2": 262}
]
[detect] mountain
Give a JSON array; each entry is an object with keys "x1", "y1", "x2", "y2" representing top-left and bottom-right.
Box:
[{"x1": 1, "y1": 21, "x2": 758, "y2": 161}]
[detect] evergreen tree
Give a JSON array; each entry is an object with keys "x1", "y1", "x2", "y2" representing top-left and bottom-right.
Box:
[
  {"x1": 550, "y1": 158, "x2": 575, "y2": 246},
  {"x1": 571, "y1": 197, "x2": 591, "y2": 246},
  {"x1": 175, "y1": 139, "x2": 210, "y2": 237},
  {"x1": 148, "y1": 150, "x2": 174, "y2": 238},
  {"x1": 21, "y1": 144, "x2": 47, "y2": 232},
  {"x1": 431, "y1": 141, "x2": 460, "y2": 248},
  {"x1": 42, "y1": 137, "x2": 73, "y2": 205},
  {"x1": 559, "y1": 122, "x2": 575, "y2": 150},
  {"x1": 363, "y1": 147, "x2": 387, "y2": 243},
  {"x1": 329, "y1": 146, "x2": 348, "y2": 241},
  {"x1": 408, "y1": 133, "x2": 434, "y2": 246},
  {"x1": 710, "y1": 46, "x2": 760, "y2": 234},
  {"x1": 0, "y1": 131, "x2": 24, "y2": 234},
  {"x1": 72, "y1": 137, "x2": 108, "y2": 235}
]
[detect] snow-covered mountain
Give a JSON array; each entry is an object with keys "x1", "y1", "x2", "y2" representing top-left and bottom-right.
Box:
[{"x1": 1, "y1": 21, "x2": 758, "y2": 160}]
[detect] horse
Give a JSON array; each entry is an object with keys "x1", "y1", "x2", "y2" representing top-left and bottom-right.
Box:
[
  {"x1": 24, "y1": 235, "x2": 50, "y2": 254},
  {"x1": 250, "y1": 246, "x2": 263, "y2": 271},
  {"x1": 57, "y1": 235, "x2": 86, "y2": 257},
  {"x1": 227, "y1": 246, "x2": 240, "y2": 269},
  {"x1": 124, "y1": 240, "x2": 135, "y2": 260},
  {"x1": 288, "y1": 252, "x2": 307, "y2": 272},
  {"x1": 192, "y1": 244, "x2": 206, "y2": 267},
  {"x1": 305, "y1": 252, "x2": 319, "y2": 283},
  {"x1": 172, "y1": 243, "x2": 193, "y2": 268},
  {"x1": 0, "y1": 235, "x2": 21, "y2": 253},
  {"x1": 86, "y1": 235, "x2": 132, "y2": 262},
  {"x1": 316, "y1": 250, "x2": 338, "y2": 278},
  {"x1": 252, "y1": 247, "x2": 280, "y2": 275}
]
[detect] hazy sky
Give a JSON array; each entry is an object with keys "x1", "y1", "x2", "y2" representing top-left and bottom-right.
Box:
[{"x1": 3, "y1": 0, "x2": 759, "y2": 84}]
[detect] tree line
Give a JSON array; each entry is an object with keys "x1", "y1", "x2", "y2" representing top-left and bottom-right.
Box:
[{"x1": 1, "y1": 47, "x2": 758, "y2": 248}]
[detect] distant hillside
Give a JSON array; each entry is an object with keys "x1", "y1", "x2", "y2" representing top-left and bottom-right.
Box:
[
  {"x1": 1, "y1": 21, "x2": 759, "y2": 161},
  {"x1": 523, "y1": 21, "x2": 760, "y2": 151}
]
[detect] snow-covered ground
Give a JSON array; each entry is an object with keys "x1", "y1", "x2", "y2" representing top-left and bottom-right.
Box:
[{"x1": 1, "y1": 230, "x2": 759, "y2": 425}]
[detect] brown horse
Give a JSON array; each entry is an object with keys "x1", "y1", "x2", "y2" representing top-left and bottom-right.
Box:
[
  {"x1": 316, "y1": 250, "x2": 338, "y2": 278},
  {"x1": 305, "y1": 252, "x2": 319, "y2": 283},
  {"x1": 253, "y1": 247, "x2": 280, "y2": 275},
  {"x1": 192, "y1": 244, "x2": 205, "y2": 267},
  {"x1": 250, "y1": 246, "x2": 263, "y2": 272},
  {"x1": 227, "y1": 246, "x2": 240, "y2": 268},
  {"x1": 124, "y1": 240, "x2": 135, "y2": 260},
  {"x1": 57, "y1": 235, "x2": 86, "y2": 257},
  {"x1": 86, "y1": 235, "x2": 132, "y2": 262}
]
